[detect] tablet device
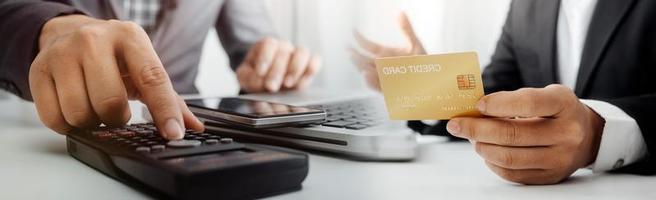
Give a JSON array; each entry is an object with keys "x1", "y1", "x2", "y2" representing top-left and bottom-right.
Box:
[{"x1": 186, "y1": 97, "x2": 326, "y2": 128}]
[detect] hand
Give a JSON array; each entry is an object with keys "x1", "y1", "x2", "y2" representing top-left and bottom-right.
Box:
[
  {"x1": 350, "y1": 12, "x2": 426, "y2": 91},
  {"x1": 446, "y1": 85, "x2": 605, "y2": 185},
  {"x1": 236, "y1": 37, "x2": 322, "y2": 93},
  {"x1": 30, "y1": 15, "x2": 204, "y2": 140}
]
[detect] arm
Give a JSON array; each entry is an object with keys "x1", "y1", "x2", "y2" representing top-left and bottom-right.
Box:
[
  {"x1": 604, "y1": 95, "x2": 656, "y2": 174},
  {"x1": 0, "y1": 0, "x2": 80, "y2": 101},
  {"x1": 0, "y1": 1, "x2": 204, "y2": 139},
  {"x1": 216, "y1": 0, "x2": 321, "y2": 93},
  {"x1": 215, "y1": 0, "x2": 277, "y2": 71}
]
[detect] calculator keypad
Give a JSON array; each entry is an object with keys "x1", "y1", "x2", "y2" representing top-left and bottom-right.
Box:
[{"x1": 91, "y1": 123, "x2": 234, "y2": 154}]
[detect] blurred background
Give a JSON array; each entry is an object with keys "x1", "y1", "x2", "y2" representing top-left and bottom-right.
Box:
[{"x1": 0, "y1": 0, "x2": 510, "y2": 127}]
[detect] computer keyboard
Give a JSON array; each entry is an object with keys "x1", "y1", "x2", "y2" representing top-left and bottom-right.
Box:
[{"x1": 308, "y1": 98, "x2": 388, "y2": 130}]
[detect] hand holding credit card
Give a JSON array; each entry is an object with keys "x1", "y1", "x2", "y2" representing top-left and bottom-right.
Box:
[{"x1": 375, "y1": 52, "x2": 484, "y2": 120}]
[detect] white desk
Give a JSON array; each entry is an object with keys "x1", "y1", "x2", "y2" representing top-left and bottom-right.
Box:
[{"x1": 1, "y1": 116, "x2": 655, "y2": 200}]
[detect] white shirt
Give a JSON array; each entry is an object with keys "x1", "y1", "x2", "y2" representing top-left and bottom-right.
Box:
[{"x1": 557, "y1": 0, "x2": 648, "y2": 171}]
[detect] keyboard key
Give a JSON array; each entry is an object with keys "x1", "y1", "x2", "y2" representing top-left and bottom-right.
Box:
[
  {"x1": 137, "y1": 130, "x2": 154, "y2": 135},
  {"x1": 342, "y1": 118, "x2": 360, "y2": 122},
  {"x1": 136, "y1": 147, "x2": 150, "y2": 153},
  {"x1": 116, "y1": 131, "x2": 137, "y2": 137},
  {"x1": 167, "y1": 140, "x2": 202, "y2": 148},
  {"x1": 127, "y1": 127, "x2": 144, "y2": 132},
  {"x1": 151, "y1": 145, "x2": 165, "y2": 152},
  {"x1": 322, "y1": 121, "x2": 356, "y2": 128},
  {"x1": 220, "y1": 138, "x2": 234, "y2": 144},
  {"x1": 205, "y1": 139, "x2": 219, "y2": 145},
  {"x1": 109, "y1": 127, "x2": 128, "y2": 132},
  {"x1": 345, "y1": 124, "x2": 370, "y2": 130},
  {"x1": 93, "y1": 131, "x2": 116, "y2": 139}
]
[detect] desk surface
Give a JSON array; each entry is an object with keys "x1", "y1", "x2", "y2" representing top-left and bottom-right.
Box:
[{"x1": 1, "y1": 122, "x2": 655, "y2": 200}]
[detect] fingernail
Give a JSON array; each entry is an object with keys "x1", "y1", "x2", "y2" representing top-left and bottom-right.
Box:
[
  {"x1": 195, "y1": 117, "x2": 205, "y2": 131},
  {"x1": 446, "y1": 120, "x2": 461, "y2": 135},
  {"x1": 258, "y1": 63, "x2": 268, "y2": 76},
  {"x1": 284, "y1": 76, "x2": 295, "y2": 87},
  {"x1": 164, "y1": 118, "x2": 184, "y2": 140},
  {"x1": 476, "y1": 100, "x2": 487, "y2": 113},
  {"x1": 267, "y1": 78, "x2": 280, "y2": 92}
]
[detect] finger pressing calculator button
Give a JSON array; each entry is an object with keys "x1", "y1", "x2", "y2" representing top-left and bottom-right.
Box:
[
  {"x1": 204, "y1": 139, "x2": 219, "y2": 145},
  {"x1": 167, "y1": 140, "x2": 202, "y2": 148},
  {"x1": 136, "y1": 147, "x2": 150, "y2": 153}
]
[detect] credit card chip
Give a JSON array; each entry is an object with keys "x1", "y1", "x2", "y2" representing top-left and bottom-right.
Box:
[{"x1": 457, "y1": 74, "x2": 476, "y2": 90}]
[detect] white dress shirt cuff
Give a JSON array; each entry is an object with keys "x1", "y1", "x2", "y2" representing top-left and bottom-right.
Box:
[{"x1": 581, "y1": 99, "x2": 648, "y2": 172}]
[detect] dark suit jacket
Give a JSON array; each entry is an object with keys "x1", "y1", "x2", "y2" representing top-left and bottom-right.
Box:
[
  {"x1": 0, "y1": 0, "x2": 79, "y2": 100},
  {"x1": 420, "y1": 0, "x2": 656, "y2": 174}
]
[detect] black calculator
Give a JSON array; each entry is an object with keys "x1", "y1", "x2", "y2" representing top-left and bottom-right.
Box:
[{"x1": 66, "y1": 123, "x2": 309, "y2": 200}]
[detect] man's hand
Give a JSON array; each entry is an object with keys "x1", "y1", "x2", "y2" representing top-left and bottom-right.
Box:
[
  {"x1": 236, "y1": 37, "x2": 321, "y2": 93},
  {"x1": 446, "y1": 84, "x2": 605, "y2": 185},
  {"x1": 350, "y1": 12, "x2": 426, "y2": 90},
  {"x1": 30, "y1": 15, "x2": 204, "y2": 140}
]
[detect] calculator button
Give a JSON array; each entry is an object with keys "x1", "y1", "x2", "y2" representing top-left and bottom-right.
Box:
[
  {"x1": 109, "y1": 128, "x2": 127, "y2": 132},
  {"x1": 135, "y1": 147, "x2": 150, "y2": 153},
  {"x1": 151, "y1": 145, "x2": 166, "y2": 152},
  {"x1": 127, "y1": 127, "x2": 144, "y2": 132},
  {"x1": 112, "y1": 138, "x2": 127, "y2": 142},
  {"x1": 94, "y1": 132, "x2": 117, "y2": 140},
  {"x1": 220, "y1": 138, "x2": 233, "y2": 144},
  {"x1": 137, "y1": 130, "x2": 154, "y2": 135},
  {"x1": 167, "y1": 140, "x2": 202, "y2": 148},
  {"x1": 117, "y1": 131, "x2": 137, "y2": 137},
  {"x1": 204, "y1": 139, "x2": 219, "y2": 145}
]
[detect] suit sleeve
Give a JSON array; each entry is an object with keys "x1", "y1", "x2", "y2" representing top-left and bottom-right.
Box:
[
  {"x1": 604, "y1": 95, "x2": 656, "y2": 174},
  {"x1": 0, "y1": 0, "x2": 81, "y2": 101},
  {"x1": 215, "y1": 0, "x2": 277, "y2": 71},
  {"x1": 481, "y1": 1, "x2": 524, "y2": 94}
]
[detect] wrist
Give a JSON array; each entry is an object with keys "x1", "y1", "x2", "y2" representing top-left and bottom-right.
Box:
[
  {"x1": 39, "y1": 14, "x2": 97, "y2": 50},
  {"x1": 585, "y1": 105, "x2": 605, "y2": 166}
]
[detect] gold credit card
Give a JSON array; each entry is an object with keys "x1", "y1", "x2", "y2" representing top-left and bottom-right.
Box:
[{"x1": 375, "y1": 52, "x2": 484, "y2": 120}]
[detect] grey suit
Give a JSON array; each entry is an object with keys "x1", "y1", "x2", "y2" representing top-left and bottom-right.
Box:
[{"x1": 0, "y1": 0, "x2": 275, "y2": 99}]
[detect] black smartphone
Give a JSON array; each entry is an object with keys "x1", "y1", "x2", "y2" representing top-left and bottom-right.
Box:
[{"x1": 185, "y1": 97, "x2": 326, "y2": 128}]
